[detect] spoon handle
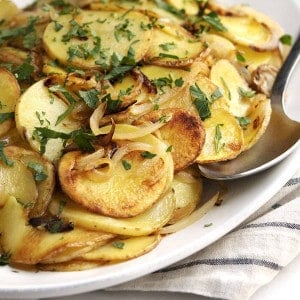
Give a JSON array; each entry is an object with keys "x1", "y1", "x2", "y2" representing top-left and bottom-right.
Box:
[{"x1": 271, "y1": 33, "x2": 300, "y2": 99}]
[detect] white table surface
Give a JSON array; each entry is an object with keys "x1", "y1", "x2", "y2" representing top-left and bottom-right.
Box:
[{"x1": 47, "y1": 253, "x2": 300, "y2": 300}]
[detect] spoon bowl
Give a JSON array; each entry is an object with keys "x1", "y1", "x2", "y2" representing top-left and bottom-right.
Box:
[{"x1": 198, "y1": 34, "x2": 300, "y2": 180}]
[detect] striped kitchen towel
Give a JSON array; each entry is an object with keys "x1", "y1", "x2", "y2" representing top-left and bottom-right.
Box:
[{"x1": 108, "y1": 169, "x2": 300, "y2": 300}]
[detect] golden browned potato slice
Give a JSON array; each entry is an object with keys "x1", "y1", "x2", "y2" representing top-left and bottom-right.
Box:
[
  {"x1": 15, "y1": 78, "x2": 82, "y2": 162},
  {"x1": 1, "y1": 146, "x2": 55, "y2": 218},
  {"x1": 168, "y1": 167, "x2": 203, "y2": 224},
  {"x1": 241, "y1": 94, "x2": 271, "y2": 151},
  {"x1": 0, "y1": 196, "x2": 114, "y2": 265},
  {"x1": 134, "y1": 108, "x2": 205, "y2": 172},
  {"x1": 43, "y1": 10, "x2": 152, "y2": 70},
  {"x1": 210, "y1": 59, "x2": 252, "y2": 117},
  {"x1": 144, "y1": 20, "x2": 204, "y2": 66},
  {"x1": 58, "y1": 134, "x2": 173, "y2": 217},
  {"x1": 196, "y1": 108, "x2": 244, "y2": 163},
  {"x1": 48, "y1": 191, "x2": 175, "y2": 236},
  {"x1": 0, "y1": 67, "x2": 21, "y2": 136},
  {"x1": 0, "y1": 0, "x2": 19, "y2": 25},
  {"x1": 82, "y1": 235, "x2": 160, "y2": 262}
]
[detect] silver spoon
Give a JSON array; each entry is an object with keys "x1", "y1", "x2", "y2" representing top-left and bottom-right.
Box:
[{"x1": 198, "y1": 34, "x2": 300, "y2": 180}]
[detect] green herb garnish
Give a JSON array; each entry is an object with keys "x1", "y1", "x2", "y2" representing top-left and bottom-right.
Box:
[
  {"x1": 27, "y1": 161, "x2": 48, "y2": 181},
  {"x1": 141, "y1": 151, "x2": 157, "y2": 159},
  {"x1": 0, "y1": 141, "x2": 13, "y2": 167},
  {"x1": 190, "y1": 84, "x2": 211, "y2": 120},
  {"x1": 279, "y1": 34, "x2": 292, "y2": 45}
]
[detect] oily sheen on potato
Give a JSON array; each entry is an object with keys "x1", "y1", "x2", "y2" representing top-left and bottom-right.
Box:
[{"x1": 0, "y1": 0, "x2": 287, "y2": 271}]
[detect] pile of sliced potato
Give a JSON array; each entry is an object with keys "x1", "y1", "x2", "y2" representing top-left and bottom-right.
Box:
[{"x1": 0, "y1": 0, "x2": 289, "y2": 271}]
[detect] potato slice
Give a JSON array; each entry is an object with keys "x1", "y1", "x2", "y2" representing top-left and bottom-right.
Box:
[
  {"x1": 0, "y1": 156, "x2": 37, "y2": 207},
  {"x1": 0, "y1": 196, "x2": 114, "y2": 265},
  {"x1": 2, "y1": 146, "x2": 55, "y2": 217},
  {"x1": 242, "y1": 94, "x2": 271, "y2": 151},
  {"x1": 48, "y1": 191, "x2": 175, "y2": 236},
  {"x1": 43, "y1": 10, "x2": 152, "y2": 70},
  {"x1": 0, "y1": 0, "x2": 19, "y2": 25},
  {"x1": 236, "y1": 45, "x2": 282, "y2": 73},
  {"x1": 15, "y1": 78, "x2": 82, "y2": 162},
  {"x1": 58, "y1": 134, "x2": 173, "y2": 217},
  {"x1": 210, "y1": 59, "x2": 252, "y2": 117},
  {"x1": 196, "y1": 108, "x2": 244, "y2": 163},
  {"x1": 144, "y1": 20, "x2": 204, "y2": 66},
  {"x1": 134, "y1": 108, "x2": 205, "y2": 172},
  {"x1": 0, "y1": 67, "x2": 21, "y2": 136},
  {"x1": 82, "y1": 235, "x2": 160, "y2": 262},
  {"x1": 168, "y1": 167, "x2": 203, "y2": 224},
  {"x1": 228, "y1": 4, "x2": 284, "y2": 51}
]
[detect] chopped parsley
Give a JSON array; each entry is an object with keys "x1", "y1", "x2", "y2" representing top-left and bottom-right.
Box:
[
  {"x1": 279, "y1": 34, "x2": 292, "y2": 45},
  {"x1": 236, "y1": 52, "x2": 246, "y2": 63},
  {"x1": 0, "y1": 16, "x2": 38, "y2": 49},
  {"x1": 141, "y1": 151, "x2": 157, "y2": 159},
  {"x1": 48, "y1": 85, "x2": 76, "y2": 125},
  {"x1": 214, "y1": 124, "x2": 224, "y2": 153},
  {"x1": 114, "y1": 18, "x2": 135, "y2": 42},
  {"x1": 175, "y1": 77, "x2": 184, "y2": 87},
  {"x1": 13, "y1": 59, "x2": 34, "y2": 81},
  {"x1": 112, "y1": 241, "x2": 125, "y2": 249},
  {"x1": 79, "y1": 89, "x2": 100, "y2": 109},
  {"x1": 238, "y1": 87, "x2": 256, "y2": 98},
  {"x1": 159, "y1": 42, "x2": 177, "y2": 52},
  {"x1": 158, "y1": 53, "x2": 179, "y2": 60},
  {"x1": 220, "y1": 77, "x2": 231, "y2": 100},
  {"x1": 0, "y1": 141, "x2": 14, "y2": 167},
  {"x1": 202, "y1": 12, "x2": 227, "y2": 32},
  {"x1": 210, "y1": 88, "x2": 223, "y2": 101},
  {"x1": 103, "y1": 46, "x2": 136, "y2": 81},
  {"x1": 101, "y1": 93, "x2": 122, "y2": 114},
  {"x1": 27, "y1": 161, "x2": 48, "y2": 181},
  {"x1": 204, "y1": 222, "x2": 213, "y2": 227},
  {"x1": 154, "y1": 0, "x2": 185, "y2": 19},
  {"x1": 190, "y1": 84, "x2": 211, "y2": 120},
  {"x1": 0, "y1": 252, "x2": 11, "y2": 266},
  {"x1": 122, "y1": 160, "x2": 131, "y2": 170},
  {"x1": 33, "y1": 127, "x2": 96, "y2": 155},
  {"x1": 236, "y1": 116, "x2": 251, "y2": 129},
  {"x1": 0, "y1": 112, "x2": 14, "y2": 124},
  {"x1": 166, "y1": 145, "x2": 173, "y2": 152},
  {"x1": 29, "y1": 215, "x2": 74, "y2": 234}
]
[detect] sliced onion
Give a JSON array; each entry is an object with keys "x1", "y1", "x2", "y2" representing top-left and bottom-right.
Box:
[
  {"x1": 90, "y1": 102, "x2": 107, "y2": 135},
  {"x1": 160, "y1": 192, "x2": 220, "y2": 234},
  {"x1": 75, "y1": 148, "x2": 105, "y2": 171},
  {"x1": 93, "y1": 123, "x2": 168, "y2": 140},
  {"x1": 85, "y1": 159, "x2": 114, "y2": 182},
  {"x1": 111, "y1": 142, "x2": 154, "y2": 164},
  {"x1": 175, "y1": 170, "x2": 198, "y2": 183}
]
